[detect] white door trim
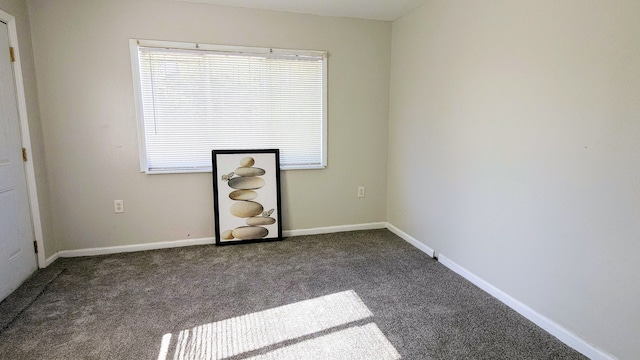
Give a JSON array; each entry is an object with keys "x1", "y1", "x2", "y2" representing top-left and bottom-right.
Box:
[{"x1": 0, "y1": 9, "x2": 46, "y2": 269}]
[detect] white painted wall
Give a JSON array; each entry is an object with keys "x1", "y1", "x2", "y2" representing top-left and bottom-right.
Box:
[
  {"x1": 26, "y1": 0, "x2": 391, "y2": 251},
  {"x1": 388, "y1": 1, "x2": 640, "y2": 358},
  {"x1": 0, "y1": 0, "x2": 55, "y2": 259}
]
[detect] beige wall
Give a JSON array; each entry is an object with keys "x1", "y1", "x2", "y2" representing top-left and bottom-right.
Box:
[
  {"x1": 26, "y1": 0, "x2": 391, "y2": 251},
  {"x1": 388, "y1": 1, "x2": 639, "y2": 358},
  {"x1": 25, "y1": 0, "x2": 637, "y2": 355},
  {"x1": 0, "y1": 0, "x2": 55, "y2": 258}
]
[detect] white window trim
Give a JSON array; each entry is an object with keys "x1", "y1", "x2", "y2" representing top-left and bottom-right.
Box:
[{"x1": 129, "y1": 39, "x2": 328, "y2": 174}]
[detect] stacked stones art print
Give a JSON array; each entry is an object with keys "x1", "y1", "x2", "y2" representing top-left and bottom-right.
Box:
[{"x1": 212, "y1": 150, "x2": 282, "y2": 245}]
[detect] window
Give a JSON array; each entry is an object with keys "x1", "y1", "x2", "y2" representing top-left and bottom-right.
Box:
[{"x1": 130, "y1": 39, "x2": 327, "y2": 173}]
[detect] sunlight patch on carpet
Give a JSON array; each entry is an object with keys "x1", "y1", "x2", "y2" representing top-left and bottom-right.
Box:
[
  {"x1": 245, "y1": 323, "x2": 400, "y2": 360},
  {"x1": 157, "y1": 290, "x2": 400, "y2": 360}
]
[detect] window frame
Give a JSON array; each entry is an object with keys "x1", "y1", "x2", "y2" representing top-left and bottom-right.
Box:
[{"x1": 129, "y1": 39, "x2": 328, "y2": 174}]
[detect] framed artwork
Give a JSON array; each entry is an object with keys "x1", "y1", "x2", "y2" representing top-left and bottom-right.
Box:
[{"x1": 212, "y1": 149, "x2": 283, "y2": 246}]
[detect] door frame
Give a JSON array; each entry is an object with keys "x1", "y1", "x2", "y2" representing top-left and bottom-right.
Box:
[{"x1": 0, "y1": 9, "x2": 46, "y2": 269}]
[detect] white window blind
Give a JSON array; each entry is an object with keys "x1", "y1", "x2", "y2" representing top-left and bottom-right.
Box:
[{"x1": 130, "y1": 40, "x2": 327, "y2": 173}]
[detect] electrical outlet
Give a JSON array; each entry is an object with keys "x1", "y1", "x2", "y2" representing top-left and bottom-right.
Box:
[
  {"x1": 114, "y1": 200, "x2": 125, "y2": 213},
  {"x1": 357, "y1": 186, "x2": 365, "y2": 198}
]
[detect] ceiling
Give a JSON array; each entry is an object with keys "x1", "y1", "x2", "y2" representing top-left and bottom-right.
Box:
[{"x1": 172, "y1": 0, "x2": 428, "y2": 21}]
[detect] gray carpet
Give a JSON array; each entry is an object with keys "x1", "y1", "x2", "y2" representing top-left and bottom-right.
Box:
[{"x1": 0, "y1": 229, "x2": 586, "y2": 359}]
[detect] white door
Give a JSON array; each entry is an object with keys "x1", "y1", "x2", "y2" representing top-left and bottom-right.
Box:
[{"x1": 0, "y1": 20, "x2": 37, "y2": 302}]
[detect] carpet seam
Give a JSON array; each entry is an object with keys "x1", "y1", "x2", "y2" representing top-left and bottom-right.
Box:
[{"x1": 0, "y1": 268, "x2": 66, "y2": 336}]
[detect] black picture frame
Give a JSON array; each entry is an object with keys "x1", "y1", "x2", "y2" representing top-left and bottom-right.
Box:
[{"x1": 212, "y1": 149, "x2": 283, "y2": 246}]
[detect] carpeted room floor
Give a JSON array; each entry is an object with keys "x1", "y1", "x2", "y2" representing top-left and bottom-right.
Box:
[{"x1": 0, "y1": 229, "x2": 585, "y2": 359}]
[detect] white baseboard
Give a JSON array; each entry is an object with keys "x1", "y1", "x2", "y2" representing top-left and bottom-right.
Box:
[
  {"x1": 437, "y1": 255, "x2": 615, "y2": 360},
  {"x1": 56, "y1": 237, "x2": 216, "y2": 258},
  {"x1": 385, "y1": 223, "x2": 435, "y2": 258},
  {"x1": 283, "y1": 222, "x2": 387, "y2": 237},
  {"x1": 45, "y1": 223, "x2": 387, "y2": 261},
  {"x1": 385, "y1": 223, "x2": 614, "y2": 359},
  {"x1": 45, "y1": 252, "x2": 59, "y2": 267}
]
